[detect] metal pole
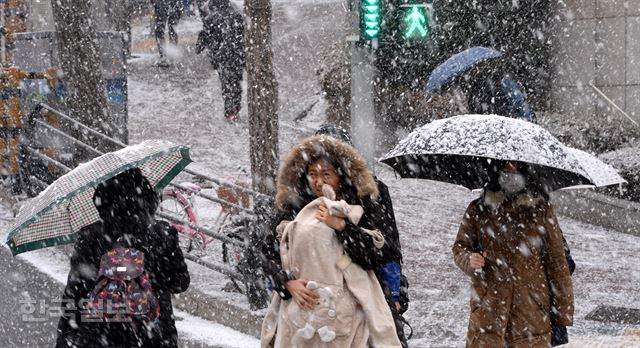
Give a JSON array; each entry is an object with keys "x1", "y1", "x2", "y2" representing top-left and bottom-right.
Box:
[
  {"x1": 184, "y1": 253, "x2": 244, "y2": 281},
  {"x1": 33, "y1": 120, "x2": 105, "y2": 157},
  {"x1": 588, "y1": 82, "x2": 640, "y2": 128},
  {"x1": 156, "y1": 211, "x2": 245, "y2": 247},
  {"x1": 167, "y1": 182, "x2": 253, "y2": 214},
  {"x1": 349, "y1": 0, "x2": 377, "y2": 171},
  {"x1": 182, "y1": 167, "x2": 270, "y2": 199},
  {"x1": 25, "y1": 146, "x2": 72, "y2": 173},
  {"x1": 39, "y1": 103, "x2": 128, "y2": 148}
]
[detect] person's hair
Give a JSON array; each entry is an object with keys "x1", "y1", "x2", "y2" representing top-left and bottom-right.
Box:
[{"x1": 294, "y1": 156, "x2": 358, "y2": 205}]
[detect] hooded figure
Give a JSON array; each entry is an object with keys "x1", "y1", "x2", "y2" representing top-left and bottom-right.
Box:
[
  {"x1": 465, "y1": 71, "x2": 536, "y2": 123},
  {"x1": 315, "y1": 124, "x2": 410, "y2": 346},
  {"x1": 260, "y1": 135, "x2": 401, "y2": 347},
  {"x1": 463, "y1": 70, "x2": 574, "y2": 345},
  {"x1": 452, "y1": 161, "x2": 573, "y2": 348},
  {"x1": 55, "y1": 168, "x2": 190, "y2": 348},
  {"x1": 196, "y1": 0, "x2": 245, "y2": 121}
]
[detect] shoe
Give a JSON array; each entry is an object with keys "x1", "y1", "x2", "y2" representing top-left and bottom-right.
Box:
[
  {"x1": 225, "y1": 112, "x2": 239, "y2": 122},
  {"x1": 155, "y1": 57, "x2": 171, "y2": 68}
]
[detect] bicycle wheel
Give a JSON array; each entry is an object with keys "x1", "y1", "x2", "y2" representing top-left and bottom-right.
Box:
[
  {"x1": 221, "y1": 227, "x2": 248, "y2": 294},
  {"x1": 159, "y1": 193, "x2": 201, "y2": 253}
]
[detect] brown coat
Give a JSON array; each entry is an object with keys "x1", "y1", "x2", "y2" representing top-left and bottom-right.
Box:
[{"x1": 452, "y1": 191, "x2": 574, "y2": 348}]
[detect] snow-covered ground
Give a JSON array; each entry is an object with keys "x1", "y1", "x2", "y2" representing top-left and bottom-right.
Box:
[{"x1": 1, "y1": 1, "x2": 639, "y2": 347}]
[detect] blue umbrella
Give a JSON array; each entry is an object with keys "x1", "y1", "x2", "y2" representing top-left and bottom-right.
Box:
[{"x1": 426, "y1": 47, "x2": 503, "y2": 94}]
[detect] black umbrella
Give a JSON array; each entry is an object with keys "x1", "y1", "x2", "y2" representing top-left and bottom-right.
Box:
[{"x1": 380, "y1": 114, "x2": 608, "y2": 191}]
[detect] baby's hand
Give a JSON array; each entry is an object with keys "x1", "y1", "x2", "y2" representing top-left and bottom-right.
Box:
[{"x1": 316, "y1": 205, "x2": 346, "y2": 231}]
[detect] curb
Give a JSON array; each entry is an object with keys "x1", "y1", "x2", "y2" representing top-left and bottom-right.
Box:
[
  {"x1": 172, "y1": 287, "x2": 264, "y2": 338},
  {"x1": 552, "y1": 189, "x2": 640, "y2": 237}
]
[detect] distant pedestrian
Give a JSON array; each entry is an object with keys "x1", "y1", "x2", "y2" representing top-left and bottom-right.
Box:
[
  {"x1": 55, "y1": 168, "x2": 190, "y2": 348},
  {"x1": 195, "y1": 0, "x2": 245, "y2": 122},
  {"x1": 153, "y1": 0, "x2": 183, "y2": 65},
  {"x1": 452, "y1": 160, "x2": 574, "y2": 347},
  {"x1": 464, "y1": 71, "x2": 536, "y2": 123}
]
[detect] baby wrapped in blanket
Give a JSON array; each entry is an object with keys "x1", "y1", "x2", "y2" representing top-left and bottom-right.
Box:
[{"x1": 261, "y1": 185, "x2": 401, "y2": 348}]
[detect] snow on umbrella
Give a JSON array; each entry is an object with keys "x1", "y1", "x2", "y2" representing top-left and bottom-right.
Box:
[
  {"x1": 380, "y1": 114, "x2": 595, "y2": 191},
  {"x1": 426, "y1": 46, "x2": 503, "y2": 94},
  {"x1": 4, "y1": 139, "x2": 191, "y2": 255},
  {"x1": 564, "y1": 148, "x2": 626, "y2": 188}
]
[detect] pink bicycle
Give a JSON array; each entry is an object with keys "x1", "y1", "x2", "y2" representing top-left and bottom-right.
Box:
[{"x1": 159, "y1": 174, "x2": 252, "y2": 291}]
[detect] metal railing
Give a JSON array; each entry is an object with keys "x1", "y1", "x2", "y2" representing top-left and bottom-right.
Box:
[{"x1": 20, "y1": 102, "x2": 270, "y2": 309}]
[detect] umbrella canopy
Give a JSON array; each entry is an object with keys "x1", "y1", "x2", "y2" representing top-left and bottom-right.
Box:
[
  {"x1": 565, "y1": 148, "x2": 626, "y2": 188},
  {"x1": 426, "y1": 46, "x2": 503, "y2": 94},
  {"x1": 4, "y1": 139, "x2": 191, "y2": 255},
  {"x1": 380, "y1": 114, "x2": 599, "y2": 191}
]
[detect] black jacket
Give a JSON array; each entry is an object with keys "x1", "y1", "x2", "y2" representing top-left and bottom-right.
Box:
[
  {"x1": 55, "y1": 169, "x2": 190, "y2": 348},
  {"x1": 55, "y1": 221, "x2": 190, "y2": 348},
  {"x1": 196, "y1": 4, "x2": 245, "y2": 70}
]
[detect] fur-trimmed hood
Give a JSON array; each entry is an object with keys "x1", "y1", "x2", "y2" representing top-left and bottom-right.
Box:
[{"x1": 276, "y1": 135, "x2": 379, "y2": 211}]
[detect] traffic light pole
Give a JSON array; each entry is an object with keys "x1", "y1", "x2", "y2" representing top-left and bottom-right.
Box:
[{"x1": 348, "y1": 0, "x2": 378, "y2": 171}]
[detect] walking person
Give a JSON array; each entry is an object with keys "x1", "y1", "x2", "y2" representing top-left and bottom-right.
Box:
[
  {"x1": 196, "y1": 0, "x2": 245, "y2": 122},
  {"x1": 315, "y1": 124, "x2": 411, "y2": 347},
  {"x1": 153, "y1": 0, "x2": 183, "y2": 66},
  {"x1": 260, "y1": 135, "x2": 402, "y2": 347},
  {"x1": 462, "y1": 70, "x2": 576, "y2": 345},
  {"x1": 452, "y1": 160, "x2": 574, "y2": 347},
  {"x1": 55, "y1": 168, "x2": 190, "y2": 348}
]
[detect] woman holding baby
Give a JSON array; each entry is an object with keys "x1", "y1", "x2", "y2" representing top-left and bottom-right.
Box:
[{"x1": 259, "y1": 135, "x2": 402, "y2": 348}]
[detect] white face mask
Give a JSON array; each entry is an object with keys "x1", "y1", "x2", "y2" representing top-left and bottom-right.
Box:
[{"x1": 498, "y1": 171, "x2": 526, "y2": 194}]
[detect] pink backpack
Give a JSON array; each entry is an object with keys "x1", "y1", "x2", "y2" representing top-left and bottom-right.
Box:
[{"x1": 86, "y1": 246, "x2": 160, "y2": 322}]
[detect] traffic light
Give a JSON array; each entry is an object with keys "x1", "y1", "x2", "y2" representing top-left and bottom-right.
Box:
[
  {"x1": 360, "y1": 0, "x2": 382, "y2": 40},
  {"x1": 399, "y1": 4, "x2": 431, "y2": 40}
]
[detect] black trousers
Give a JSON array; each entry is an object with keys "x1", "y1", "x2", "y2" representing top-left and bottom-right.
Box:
[
  {"x1": 154, "y1": 0, "x2": 183, "y2": 49},
  {"x1": 218, "y1": 64, "x2": 243, "y2": 117}
]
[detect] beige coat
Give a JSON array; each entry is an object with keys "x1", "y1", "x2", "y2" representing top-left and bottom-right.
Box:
[
  {"x1": 261, "y1": 186, "x2": 401, "y2": 348},
  {"x1": 452, "y1": 191, "x2": 574, "y2": 348}
]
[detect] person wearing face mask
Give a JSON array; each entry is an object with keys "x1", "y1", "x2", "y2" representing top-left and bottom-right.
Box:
[{"x1": 451, "y1": 161, "x2": 574, "y2": 348}]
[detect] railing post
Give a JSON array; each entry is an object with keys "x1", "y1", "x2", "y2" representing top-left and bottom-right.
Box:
[
  {"x1": 243, "y1": 195, "x2": 274, "y2": 310},
  {"x1": 17, "y1": 104, "x2": 41, "y2": 196}
]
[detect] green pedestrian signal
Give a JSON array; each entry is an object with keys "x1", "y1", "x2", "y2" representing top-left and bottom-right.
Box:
[
  {"x1": 360, "y1": 0, "x2": 381, "y2": 40},
  {"x1": 400, "y1": 4, "x2": 431, "y2": 40}
]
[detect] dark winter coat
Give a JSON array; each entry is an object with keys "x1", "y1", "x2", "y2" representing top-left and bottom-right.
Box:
[
  {"x1": 452, "y1": 190, "x2": 573, "y2": 348},
  {"x1": 551, "y1": 238, "x2": 575, "y2": 346},
  {"x1": 196, "y1": 3, "x2": 245, "y2": 71},
  {"x1": 261, "y1": 135, "x2": 397, "y2": 301},
  {"x1": 467, "y1": 75, "x2": 536, "y2": 123},
  {"x1": 55, "y1": 169, "x2": 190, "y2": 348}
]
